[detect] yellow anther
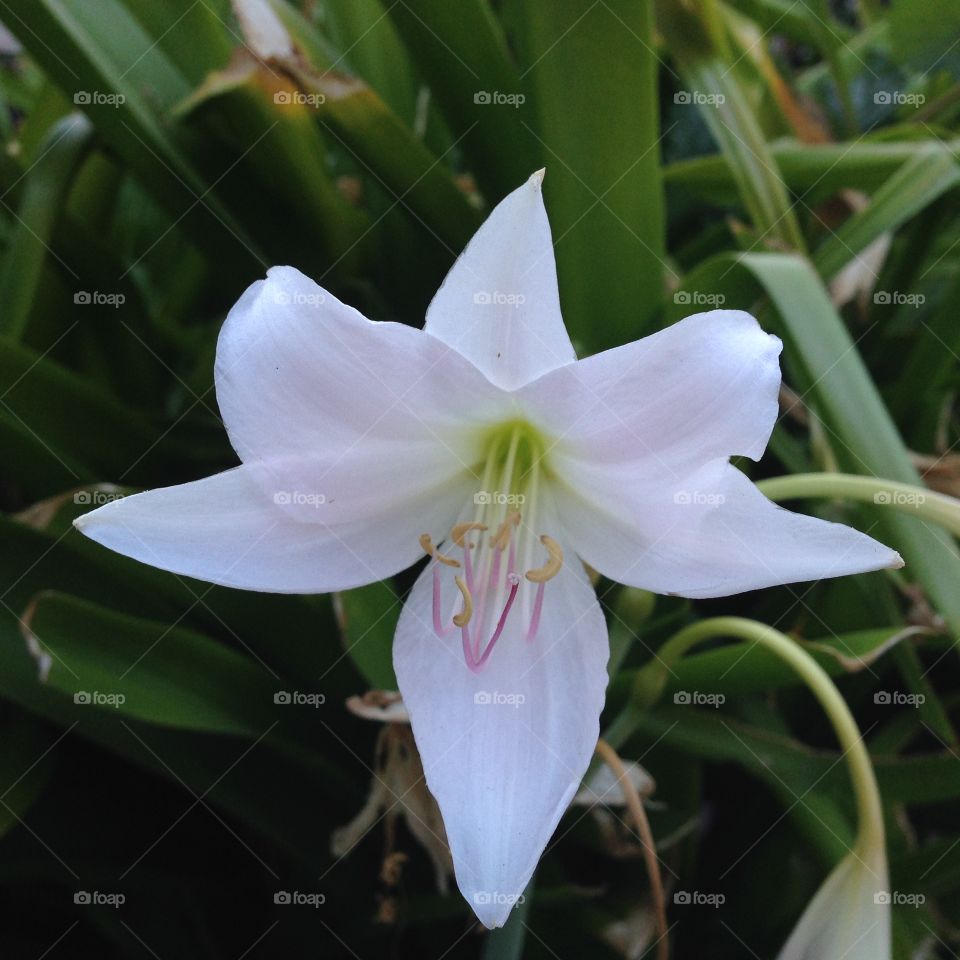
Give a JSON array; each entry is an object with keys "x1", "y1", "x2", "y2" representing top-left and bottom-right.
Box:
[
  {"x1": 451, "y1": 521, "x2": 488, "y2": 547},
  {"x1": 453, "y1": 576, "x2": 474, "y2": 627},
  {"x1": 491, "y1": 511, "x2": 522, "y2": 550},
  {"x1": 525, "y1": 534, "x2": 564, "y2": 583},
  {"x1": 419, "y1": 533, "x2": 460, "y2": 568}
]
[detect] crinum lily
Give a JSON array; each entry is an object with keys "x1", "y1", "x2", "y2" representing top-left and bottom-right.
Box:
[{"x1": 75, "y1": 170, "x2": 902, "y2": 927}]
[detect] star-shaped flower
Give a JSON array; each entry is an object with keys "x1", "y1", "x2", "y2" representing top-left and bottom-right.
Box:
[{"x1": 76, "y1": 170, "x2": 901, "y2": 927}]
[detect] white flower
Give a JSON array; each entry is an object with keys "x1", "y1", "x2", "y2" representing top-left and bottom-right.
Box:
[
  {"x1": 777, "y1": 838, "x2": 890, "y2": 959},
  {"x1": 74, "y1": 170, "x2": 901, "y2": 927}
]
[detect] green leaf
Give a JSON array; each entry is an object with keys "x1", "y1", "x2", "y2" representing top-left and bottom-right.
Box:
[
  {"x1": 23, "y1": 591, "x2": 278, "y2": 736},
  {"x1": 334, "y1": 581, "x2": 400, "y2": 690},
  {"x1": 517, "y1": 0, "x2": 665, "y2": 349},
  {"x1": 657, "y1": 0, "x2": 805, "y2": 251},
  {"x1": 813, "y1": 145, "x2": 960, "y2": 280},
  {"x1": 385, "y1": 0, "x2": 536, "y2": 201},
  {"x1": 656, "y1": 626, "x2": 922, "y2": 700},
  {"x1": 0, "y1": 113, "x2": 94, "y2": 342}
]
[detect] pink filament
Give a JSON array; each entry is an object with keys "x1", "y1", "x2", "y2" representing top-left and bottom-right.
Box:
[
  {"x1": 525, "y1": 581, "x2": 545, "y2": 643},
  {"x1": 463, "y1": 540, "x2": 475, "y2": 593},
  {"x1": 462, "y1": 574, "x2": 521, "y2": 672}
]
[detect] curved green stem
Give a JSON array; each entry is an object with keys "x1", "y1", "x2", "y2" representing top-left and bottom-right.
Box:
[
  {"x1": 605, "y1": 617, "x2": 884, "y2": 852},
  {"x1": 758, "y1": 472, "x2": 960, "y2": 539}
]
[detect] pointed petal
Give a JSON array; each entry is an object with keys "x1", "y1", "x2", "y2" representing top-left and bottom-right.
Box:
[
  {"x1": 394, "y1": 519, "x2": 608, "y2": 927},
  {"x1": 424, "y1": 171, "x2": 575, "y2": 390},
  {"x1": 518, "y1": 309, "x2": 782, "y2": 472},
  {"x1": 777, "y1": 846, "x2": 890, "y2": 960},
  {"x1": 74, "y1": 462, "x2": 470, "y2": 593},
  {"x1": 556, "y1": 459, "x2": 902, "y2": 599},
  {"x1": 216, "y1": 265, "x2": 506, "y2": 466}
]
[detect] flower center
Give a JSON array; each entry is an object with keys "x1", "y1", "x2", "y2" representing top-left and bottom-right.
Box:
[{"x1": 420, "y1": 420, "x2": 562, "y2": 672}]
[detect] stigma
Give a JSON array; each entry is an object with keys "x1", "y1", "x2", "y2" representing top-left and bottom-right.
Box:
[{"x1": 421, "y1": 512, "x2": 563, "y2": 672}]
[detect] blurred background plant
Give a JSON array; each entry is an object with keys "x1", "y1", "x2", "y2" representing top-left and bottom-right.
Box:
[{"x1": 0, "y1": 0, "x2": 958, "y2": 957}]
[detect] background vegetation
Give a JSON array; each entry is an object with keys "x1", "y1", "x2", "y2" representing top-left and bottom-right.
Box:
[{"x1": 0, "y1": 0, "x2": 958, "y2": 956}]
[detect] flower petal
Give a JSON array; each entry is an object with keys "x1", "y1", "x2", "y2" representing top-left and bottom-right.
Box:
[
  {"x1": 556, "y1": 459, "x2": 902, "y2": 598},
  {"x1": 74, "y1": 462, "x2": 470, "y2": 593},
  {"x1": 518, "y1": 310, "x2": 782, "y2": 473},
  {"x1": 216, "y1": 265, "x2": 506, "y2": 466},
  {"x1": 393, "y1": 516, "x2": 608, "y2": 927},
  {"x1": 424, "y1": 171, "x2": 576, "y2": 390},
  {"x1": 777, "y1": 845, "x2": 890, "y2": 960}
]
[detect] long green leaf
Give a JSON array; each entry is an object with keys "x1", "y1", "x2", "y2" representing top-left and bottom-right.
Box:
[{"x1": 517, "y1": 0, "x2": 665, "y2": 350}]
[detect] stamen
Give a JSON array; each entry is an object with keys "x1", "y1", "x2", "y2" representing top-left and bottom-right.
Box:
[
  {"x1": 451, "y1": 521, "x2": 487, "y2": 547},
  {"x1": 462, "y1": 573, "x2": 521, "y2": 673},
  {"x1": 420, "y1": 533, "x2": 459, "y2": 568},
  {"x1": 526, "y1": 582, "x2": 545, "y2": 643},
  {"x1": 525, "y1": 534, "x2": 563, "y2": 583},
  {"x1": 491, "y1": 511, "x2": 521, "y2": 550},
  {"x1": 452, "y1": 576, "x2": 473, "y2": 627}
]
